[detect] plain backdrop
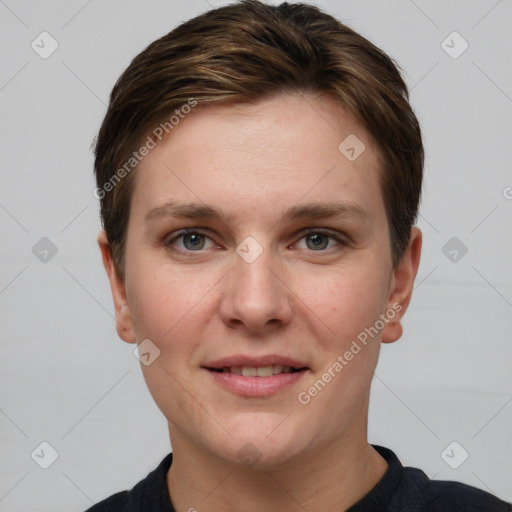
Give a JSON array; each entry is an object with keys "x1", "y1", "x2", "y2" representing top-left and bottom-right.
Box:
[{"x1": 1, "y1": 0, "x2": 511, "y2": 510}]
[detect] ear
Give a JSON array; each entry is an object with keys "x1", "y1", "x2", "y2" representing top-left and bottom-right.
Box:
[
  {"x1": 381, "y1": 226, "x2": 422, "y2": 344},
  {"x1": 97, "y1": 230, "x2": 137, "y2": 344}
]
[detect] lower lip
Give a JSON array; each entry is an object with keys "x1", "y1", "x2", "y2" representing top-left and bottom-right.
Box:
[{"x1": 205, "y1": 369, "x2": 307, "y2": 398}]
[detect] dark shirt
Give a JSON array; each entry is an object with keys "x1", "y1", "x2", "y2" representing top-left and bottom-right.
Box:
[{"x1": 84, "y1": 445, "x2": 511, "y2": 511}]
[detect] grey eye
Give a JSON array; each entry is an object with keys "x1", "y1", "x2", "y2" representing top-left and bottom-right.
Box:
[
  {"x1": 305, "y1": 233, "x2": 330, "y2": 250},
  {"x1": 181, "y1": 233, "x2": 206, "y2": 250}
]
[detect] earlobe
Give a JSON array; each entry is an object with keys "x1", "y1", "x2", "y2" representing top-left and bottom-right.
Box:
[
  {"x1": 97, "y1": 230, "x2": 137, "y2": 344},
  {"x1": 381, "y1": 227, "x2": 422, "y2": 344}
]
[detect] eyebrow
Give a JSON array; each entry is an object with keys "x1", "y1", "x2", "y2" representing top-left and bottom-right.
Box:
[{"x1": 145, "y1": 200, "x2": 368, "y2": 224}]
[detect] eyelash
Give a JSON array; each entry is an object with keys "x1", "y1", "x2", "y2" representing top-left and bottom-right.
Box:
[{"x1": 165, "y1": 228, "x2": 348, "y2": 254}]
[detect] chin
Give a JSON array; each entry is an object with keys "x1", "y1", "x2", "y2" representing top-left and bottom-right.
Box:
[
  {"x1": 215, "y1": 414, "x2": 309, "y2": 470},
  {"x1": 236, "y1": 442, "x2": 307, "y2": 471}
]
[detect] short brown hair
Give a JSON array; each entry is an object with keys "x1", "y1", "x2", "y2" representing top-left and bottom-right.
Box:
[{"x1": 94, "y1": 0, "x2": 423, "y2": 280}]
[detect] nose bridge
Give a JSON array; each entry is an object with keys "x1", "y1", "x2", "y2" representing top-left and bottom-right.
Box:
[{"x1": 220, "y1": 237, "x2": 292, "y2": 330}]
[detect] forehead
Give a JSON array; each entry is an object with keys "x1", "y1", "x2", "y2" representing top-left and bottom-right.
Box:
[{"x1": 130, "y1": 92, "x2": 384, "y2": 225}]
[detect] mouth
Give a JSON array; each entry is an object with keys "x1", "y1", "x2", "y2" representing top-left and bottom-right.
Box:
[
  {"x1": 202, "y1": 355, "x2": 309, "y2": 397},
  {"x1": 206, "y1": 365, "x2": 306, "y2": 376},
  {"x1": 203, "y1": 354, "x2": 309, "y2": 376}
]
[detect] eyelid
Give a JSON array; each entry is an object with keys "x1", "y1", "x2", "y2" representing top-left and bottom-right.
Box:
[
  {"x1": 298, "y1": 227, "x2": 348, "y2": 241},
  {"x1": 293, "y1": 228, "x2": 349, "y2": 250}
]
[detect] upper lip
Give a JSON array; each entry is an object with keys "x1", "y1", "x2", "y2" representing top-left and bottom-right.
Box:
[{"x1": 203, "y1": 354, "x2": 309, "y2": 369}]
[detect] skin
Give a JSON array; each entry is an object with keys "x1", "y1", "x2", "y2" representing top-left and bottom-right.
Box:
[{"x1": 98, "y1": 91, "x2": 422, "y2": 511}]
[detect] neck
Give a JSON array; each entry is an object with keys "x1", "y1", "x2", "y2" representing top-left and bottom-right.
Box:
[{"x1": 166, "y1": 427, "x2": 388, "y2": 512}]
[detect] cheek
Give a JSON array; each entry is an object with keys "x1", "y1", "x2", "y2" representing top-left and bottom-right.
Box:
[
  {"x1": 294, "y1": 272, "x2": 385, "y2": 417},
  {"x1": 295, "y1": 264, "x2": 390, "y2": 348},
  {"x1": 126, "y1": 253, "x2": 214, "y2": 343},
  {"x1": 129, "y1": 267, "x2": 218, "y2": 432}
]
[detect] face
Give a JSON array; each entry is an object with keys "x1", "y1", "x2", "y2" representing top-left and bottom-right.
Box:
[{"x1": 99, "y1": 92, "x2": 421, "y2": 470}]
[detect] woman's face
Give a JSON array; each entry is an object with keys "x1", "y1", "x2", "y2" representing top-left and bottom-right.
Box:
[{"x1": 101, "y1": 92, "x2": 417, "y2": 469}]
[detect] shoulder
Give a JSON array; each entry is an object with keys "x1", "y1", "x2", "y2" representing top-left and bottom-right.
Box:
[
  {"x1": 397, "y1": 465, "x2": 512, "y2": 511},
  {"x1": 369, "y1": 445, "x2": 511, "y2": 512},
  {"x1": 83, "y1": 491, "x2": 129, "y2": 511},
  {"x1": 82, "y1": 452, "x2": 174, "y2": 512}
]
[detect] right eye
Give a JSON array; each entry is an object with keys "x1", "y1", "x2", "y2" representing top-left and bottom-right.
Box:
[{"x1": 166, "y1": 230, "x2": 216, "y2": 252}]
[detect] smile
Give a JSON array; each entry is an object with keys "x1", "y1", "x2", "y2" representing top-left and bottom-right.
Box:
[
  {"x1": 203, "y1": 357, "x2": 308, "y2": 397},
  {"x1": 209, "y1": 365, "x2": 303, "y2": 376}
]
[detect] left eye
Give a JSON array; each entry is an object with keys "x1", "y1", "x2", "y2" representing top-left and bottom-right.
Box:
[{"x1": 295, "y1": 231, "x2": 344, "y2": 251}]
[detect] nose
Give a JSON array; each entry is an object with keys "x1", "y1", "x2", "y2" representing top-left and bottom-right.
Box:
[{"x1": 219, "y1": 241, "x2": 294, "y2": 333}]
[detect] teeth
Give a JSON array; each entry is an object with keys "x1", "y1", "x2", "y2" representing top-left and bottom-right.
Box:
[
  {"x1": 256, "y1": 366, "x2": 274, "y2": 377},
  {"x1": 241, "y1": 366, "x2": 257, "y2": 377},
  {"x1": 221, "y1": 365, "x2": 296, "y2": 376},
  {"x1": 272, "y1": 365, "x2": 283, "y2": 375}
]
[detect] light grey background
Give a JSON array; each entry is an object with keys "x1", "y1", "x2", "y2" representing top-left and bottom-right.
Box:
[{"x1": 1, "y1": 0, "x2": 511, "y2": 510}]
